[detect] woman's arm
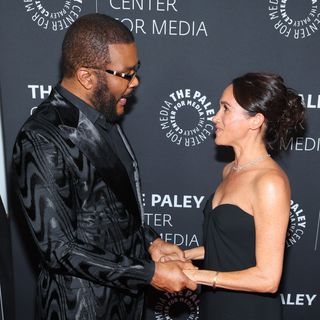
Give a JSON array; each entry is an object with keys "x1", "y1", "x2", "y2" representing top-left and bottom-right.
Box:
[{"x1": 184, "y1": 170, "x2": 290, "y2": 293}]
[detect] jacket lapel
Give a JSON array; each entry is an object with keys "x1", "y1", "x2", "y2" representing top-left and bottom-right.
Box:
[{"x1": 51, "y1": 92, "x2": 141, "y2": 223}]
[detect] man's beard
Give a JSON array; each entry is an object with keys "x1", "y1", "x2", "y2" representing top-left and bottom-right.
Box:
[{"x1": 90, "y1": 76, "x2": 121, "y2": 123}]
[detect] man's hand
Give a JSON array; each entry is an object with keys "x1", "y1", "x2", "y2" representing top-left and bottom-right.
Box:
[
  {"x1": 149, "y1": 238, "x2": 185, "y2": 262},
  {"x1": 151, "y1": 260, "x2": 198, "y2": 292}
]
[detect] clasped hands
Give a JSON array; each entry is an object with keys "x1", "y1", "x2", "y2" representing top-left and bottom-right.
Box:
[{"x1": 149, "y1": 238, "x2": 197, "y2": 293}]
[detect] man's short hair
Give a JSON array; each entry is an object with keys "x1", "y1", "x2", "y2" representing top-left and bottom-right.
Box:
[{"x1": 61, "y1": 13, "x2": 134, "y2": 78}]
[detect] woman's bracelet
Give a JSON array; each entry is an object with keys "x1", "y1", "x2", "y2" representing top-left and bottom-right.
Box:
[{"x1": 212, "y1": 271, "x2": 219, "y2": 289}]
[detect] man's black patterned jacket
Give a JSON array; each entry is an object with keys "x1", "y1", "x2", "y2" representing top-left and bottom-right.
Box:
[{"x1": 12, "y1": 87, "x2": 158, "y2": 320}]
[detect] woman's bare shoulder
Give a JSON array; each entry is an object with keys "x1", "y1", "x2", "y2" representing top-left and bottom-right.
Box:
[
  {"x1": 253, "y1": 164, "x2": 290, "y2": 208},
  {"x1": 256, "y1": 163, "x2": 289, "y2": 187}
]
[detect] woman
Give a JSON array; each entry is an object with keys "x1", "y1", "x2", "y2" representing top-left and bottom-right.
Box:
[{"x1": 183, "y1": 73, "x2": 305, "y2": 319}]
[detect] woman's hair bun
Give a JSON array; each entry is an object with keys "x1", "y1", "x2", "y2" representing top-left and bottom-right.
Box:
[{"x1": 232, "y1": 72, "x2": 306, "y2": 153}]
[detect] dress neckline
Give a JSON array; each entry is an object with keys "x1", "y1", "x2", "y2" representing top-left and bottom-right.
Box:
[{"x1": 211, "y1": 203, "x2": 254, "y2": 218}]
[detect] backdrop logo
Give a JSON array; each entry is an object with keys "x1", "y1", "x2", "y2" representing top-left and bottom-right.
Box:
[
  {"x1": 280, "y1": 136, "x2": 320, "y2": 152},
  {"x1": 280, "y1": 293, "x2": 317, "y2": 306},
  {"x1": 105, "y1": 1, "x2": 208, "y2": 37},
  {"x1": 286, "y1": 199, "x2": 307, "y2": 247},
  {"x1": 23, "y1": 0, "x2": 83, "y2": 31},
  {"x1": 299, "y1": 93, "x2": 320, "y2": 109},
  {"x1": 268, "y1": 0, "x2": 320, "y2": 39},
  {"x1": 154, "y1": 290, "x2": 199, "y2": 320},
  {"x1": 159, "y1": 89, "x2": 215, "y2": 147},
  {"x1": 28, "y1": 84, "x2": 52, "y2": 114}
]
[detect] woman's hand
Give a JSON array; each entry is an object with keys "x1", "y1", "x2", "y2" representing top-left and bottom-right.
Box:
[
  {"x1": 149, "y1": 238, "x2": 185, "y2": 262},
  {"x1": 184, "y1": 246, "x2": 205, "y2": 260}
]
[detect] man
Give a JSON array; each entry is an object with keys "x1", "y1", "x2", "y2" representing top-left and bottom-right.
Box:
[{"x1": 12, "y1": 14, "x2": 196, "y2": 320}]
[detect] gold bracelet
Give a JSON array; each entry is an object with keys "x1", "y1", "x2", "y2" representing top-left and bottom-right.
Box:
[{"x1": 212, "y1": 271, "x2": 219, "y2": 289}]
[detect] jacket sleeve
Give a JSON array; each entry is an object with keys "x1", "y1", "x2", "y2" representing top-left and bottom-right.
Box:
[
  {"x1": 143, "y1": 225, "x2": 160, "y2": 248},
  {"x1": 12, "y1": 129, "x2": 155, "y2": 293}
]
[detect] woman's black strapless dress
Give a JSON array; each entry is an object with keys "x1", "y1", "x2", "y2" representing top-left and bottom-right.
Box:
[{"x1": 200, "y1": 195, "x2": 282, "y2": 320}]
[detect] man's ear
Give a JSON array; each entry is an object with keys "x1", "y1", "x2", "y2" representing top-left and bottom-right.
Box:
[
  {"x1": 76, "y1": 67, "x2": 94, "y2": 90},
  {"x1": 250, "y1": 112, "x2": 265, "y2": 130}
]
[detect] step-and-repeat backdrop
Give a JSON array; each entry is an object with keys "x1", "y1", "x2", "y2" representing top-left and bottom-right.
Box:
[{"x1": 0, "y1": 1, "x2": 319, "y2": 319}]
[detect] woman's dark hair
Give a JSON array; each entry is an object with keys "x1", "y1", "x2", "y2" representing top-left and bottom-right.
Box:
[
  {"x1": 232, "y1": 72, "x2": 305, "y2": 152},
  {"x1": 61, "y1": 13, "x2": 134, "y2": 78}
]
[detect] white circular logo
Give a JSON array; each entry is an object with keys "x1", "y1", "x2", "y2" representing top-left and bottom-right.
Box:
[
  {"x1": 268, "y1": 0, "x2": 320, "y2": 39},
  {"x1": 159, "y1": 89, "x2": 215, "y2": 147},
  {"x1": 286, "y1": 199, "x2": 307, "y2": 247},
  {"x1": 23, "y1": 0, "x2": 83, "y2": 31},
  {"x1": 154, "y1": 290, "x2": 200, "y2": 320}
]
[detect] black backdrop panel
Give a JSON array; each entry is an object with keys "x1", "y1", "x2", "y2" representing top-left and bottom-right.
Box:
[{"x1": 0, "y1": 1, "x2": 319, "y2": 319}]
